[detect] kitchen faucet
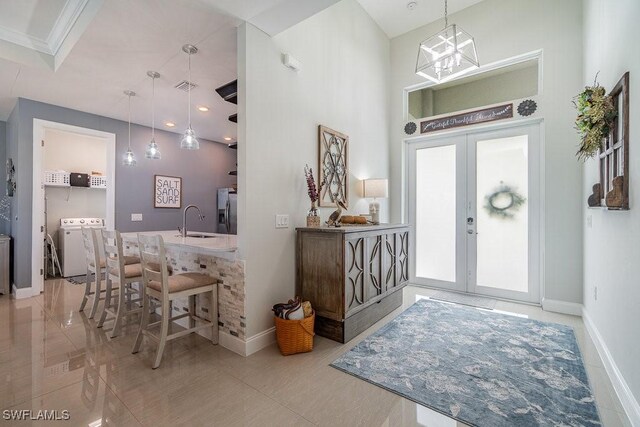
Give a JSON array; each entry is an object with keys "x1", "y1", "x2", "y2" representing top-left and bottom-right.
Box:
[{"x1": 179, "y1": 204, "x2": 205, "y2": 237}]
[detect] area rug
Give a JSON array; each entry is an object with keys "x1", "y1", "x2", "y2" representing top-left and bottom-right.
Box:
[
  {"x1": 331, "y1": 299, "x2": 600, "y2": 426},
  {"x1": 65, "y1": 274, "x2": 102, "y2": 285},
  {"x1": 430, "y1": 291, "x2": 497, "y2": 310}
]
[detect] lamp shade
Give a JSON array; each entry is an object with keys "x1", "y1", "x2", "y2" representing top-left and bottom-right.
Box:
[{"x1": 363, "y1": 179, "x2": 388, "y2": 198}]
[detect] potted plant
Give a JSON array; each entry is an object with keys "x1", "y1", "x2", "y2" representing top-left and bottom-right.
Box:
[
  {"x1": 574, "y1": 76, "x2": 617, "y2": 161},
  {"x1": 304, "y1": 165, "x2": 322, "y2": 227}
]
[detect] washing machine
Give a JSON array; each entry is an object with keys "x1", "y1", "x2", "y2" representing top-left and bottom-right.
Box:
[{"x1": 58, "y1": 218, "x2": 105, "y2": 277}]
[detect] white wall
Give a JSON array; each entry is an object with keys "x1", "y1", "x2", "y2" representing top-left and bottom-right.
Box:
[
  {"x1": 43, "y1": 128, "x2": 107, "y2": 245},
  {"x1": 583, "y1": 0, "x2": 640, "y2": 414},
  {"x1": 238, "y1": 0, "x2": 390, "y2": 337},
  {"x1": 390, "y1": 0, "x2": 584, "y2": 304}
]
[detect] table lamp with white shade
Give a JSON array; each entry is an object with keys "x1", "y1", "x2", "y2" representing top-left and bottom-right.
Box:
[{"x1": 363, "y1": 178, "x2": 388, "y2": 224}]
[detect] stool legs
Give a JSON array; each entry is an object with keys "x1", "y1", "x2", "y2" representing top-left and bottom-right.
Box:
[
  {"x1": 132, "y1": 294, "x2": 149, "y2": 354},
  {"x1": 153, "y1": 300, "x2": 171, "y2": 369},
  {"x1": 88, "y1": 274, "x2": 102, "y2": 319},
  {"x1": 97, "y1": 277, "x2": 115, "y2": 328},
  {"x1": 79, "y1": 270, "x2": 91, "y2": 312}
]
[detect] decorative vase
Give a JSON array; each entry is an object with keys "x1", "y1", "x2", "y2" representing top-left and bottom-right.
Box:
[{"x1": 306, "y1": 202, "x2": 320, "y2": 228}]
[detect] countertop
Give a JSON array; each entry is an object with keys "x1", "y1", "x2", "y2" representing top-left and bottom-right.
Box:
[
  {"x1": 121, "y1": 230, "x2": 238, "y2": 256},
  {"x1": 295, "y1": 223, "x2": 410, "y2": 233}
]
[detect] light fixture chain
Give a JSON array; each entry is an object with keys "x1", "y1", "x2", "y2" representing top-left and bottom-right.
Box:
[
  {"x1": 444, "y1": 0, "x2": 448, "y2": 28},
  {"x1": 128, "y1": 93, "x2": 132, "y2": 150},
  {"x1": 151, "y1": 75, "x2": 155, "y2": 138},
  {"x1": 188, "y1": 51, "x2": 191, "y2": 127}
]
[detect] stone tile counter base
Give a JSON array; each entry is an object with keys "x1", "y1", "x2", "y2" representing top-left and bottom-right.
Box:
[{"x1": 123, "y1": 237, "x2": 246, "y2": 341}]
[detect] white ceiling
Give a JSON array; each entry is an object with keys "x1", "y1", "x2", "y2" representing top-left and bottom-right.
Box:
[
  {"x1": 0, "y1": 0, "x2": 338, "y2": 143},
  {"x1": 356, "y1": 0, "x2": 484, "y2": 38}
]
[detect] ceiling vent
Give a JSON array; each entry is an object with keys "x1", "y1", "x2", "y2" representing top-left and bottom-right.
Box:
[{"x1": 174, "y1": 80, "x2": 197, "y2": 92}]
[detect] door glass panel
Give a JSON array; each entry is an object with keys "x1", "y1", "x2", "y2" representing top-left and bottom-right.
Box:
[
  {"x1": 415, "y1": 145, "x2": 456, "y2": 282},
  {"x1": 476, "y1": 135, "x2": 528, "y2": 292}
]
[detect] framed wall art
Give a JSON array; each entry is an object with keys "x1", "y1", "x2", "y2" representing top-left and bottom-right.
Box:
[
  {"x1": 597, "y1": 72, "x2": 629, "y2": 210},
  {"x1": 318, "y1": 125, "x2": 348, "y2": 208},
  {"x1": 154, "y1": 175, "x2": 182, "y2": 208}
]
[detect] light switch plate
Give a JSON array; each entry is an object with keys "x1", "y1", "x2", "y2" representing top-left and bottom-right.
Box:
[
  {"x1": 275, "y1": 214, "x2": 289, "y2": 229},
  {"x1": 131, "y1": 213, "x2": 143, "y2": 222}
]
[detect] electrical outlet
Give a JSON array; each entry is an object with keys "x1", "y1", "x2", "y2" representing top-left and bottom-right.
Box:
[
  {"x1": 275, "y1": 214, "x2": 289, "y2": 229},
  {"x1": 594, "y1": 286, "x2": 598, "y2": 301},
  {"x1": 587, "y1": 215, "x2": 593, "y2": 228},
  {"x1": 131, "y1": 213, "x2": 143, "y2": 222}
]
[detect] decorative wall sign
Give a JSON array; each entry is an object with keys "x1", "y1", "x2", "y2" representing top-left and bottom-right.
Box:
[
  {"x1": 154, "y1": 175, "x2": 182, "y2": 208},
  {"x1": 420, "y1": 104, "x2": 513, "y2": 134},
  {"x1": 517, "y1": 99, "x2": 537, "y2": 117},
  {"x1": 404, "y1": 122, "x2": 417, "y2": 135},
  {"x1": 483, "y1": 183, "x2": 526, "y2": 219},
  {"x1": 318, "y1": 125, "x2": 349, "y2": 208}
]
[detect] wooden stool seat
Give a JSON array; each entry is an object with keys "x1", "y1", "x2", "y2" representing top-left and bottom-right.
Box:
[
  {"x1": 90, "y1": 255, "x2": 140, "y2": 269},
  {"x1": 148, "y1": 273, "x2": 216, "y2": 293}
]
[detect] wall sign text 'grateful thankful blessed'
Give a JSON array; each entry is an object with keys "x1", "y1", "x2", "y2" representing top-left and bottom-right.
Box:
[{"x1": 420, "y1": 104, "x2": 514, "y2": 134}]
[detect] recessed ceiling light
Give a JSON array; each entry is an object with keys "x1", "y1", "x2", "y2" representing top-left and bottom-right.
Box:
[
  {"x1": 165, "y1": 121, "x2": 176, "y2": 127},
  {"x1": 224, "y1": 137, "x2": 232, "y2": 141},
  {"x1": 197, "y1": 106, "x2": 209, "y2": 112}
]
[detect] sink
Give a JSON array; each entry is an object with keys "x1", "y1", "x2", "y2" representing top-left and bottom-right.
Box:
[{"x1": 177, "y1": 233, "x2": 217, "y2": 239}]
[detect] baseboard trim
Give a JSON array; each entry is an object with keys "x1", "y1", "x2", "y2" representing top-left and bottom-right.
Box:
[
  {"x1": 246, "y1": 327, "x2": 276, "y2": 356},
  {"x1": 541, "y1": 298, "x2": 583, "y2": 316},
  {"x1": 583, "y1": 308, "x2": 640, "y2": 426},
  {"x1": 12, "y1": 284, "x2": 33, "y2": 299},
  {"x1": 218, "y1": 330, "x2": 248, "y2": 356},
  {"x1": 218, "y1": 327, "x2": 276, "y2": 357}
]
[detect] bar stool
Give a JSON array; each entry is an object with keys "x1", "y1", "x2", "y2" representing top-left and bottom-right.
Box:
[
  {"x1": 132, "y1": 234, "x2": 218, "y2": 369},
  {"x1": 79, "y1": 227, "x2": 140, "y2": 319},
  {"x1": 79, "y1": 227, "x2": 109, "y2": 319},
  {"x1": 97, "y1": 230, "x2": 143, "y2": 338}
]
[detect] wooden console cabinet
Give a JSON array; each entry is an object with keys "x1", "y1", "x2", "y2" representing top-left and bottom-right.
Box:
[{"x1": 296, "y1": 224, "x2": 410, "y2": 343}]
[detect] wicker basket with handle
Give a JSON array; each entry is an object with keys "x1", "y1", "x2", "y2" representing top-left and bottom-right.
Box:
[{"x1": 274, "y1": 311, "x2": 315, "y2": 356}]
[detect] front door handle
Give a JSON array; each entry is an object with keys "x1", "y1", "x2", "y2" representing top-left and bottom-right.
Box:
[{"x1": 467, "y1": 217, "x2": 474, "y2": 225}]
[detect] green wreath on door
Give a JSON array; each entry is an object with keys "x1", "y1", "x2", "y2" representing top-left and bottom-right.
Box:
[{"x1": 483, "y1": 183, "x2": 526, "y2": 219}]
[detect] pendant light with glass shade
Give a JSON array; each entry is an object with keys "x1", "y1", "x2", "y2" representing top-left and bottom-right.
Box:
[
  {"x1": 180, "y1": 44, "x2": 199, "y2": 150},
  {"x1": 145, "y1": 71, "x2": 162, "y2": 159},
  {"x1": 122, "y1": 90, "x2": 137, "y2": 166},
  {"x1": 415, "y1": 0, "x2": 479, "y2": 84}
]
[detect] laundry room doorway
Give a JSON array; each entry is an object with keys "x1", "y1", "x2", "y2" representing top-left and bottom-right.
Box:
[{"x1": 32, "y1": 120, "x2": 115, "y2": 295}]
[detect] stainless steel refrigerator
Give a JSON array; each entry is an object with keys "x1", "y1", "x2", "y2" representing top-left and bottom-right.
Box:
[{"x1": 217, "y1": 188, "x2": 237, "y2": 234}]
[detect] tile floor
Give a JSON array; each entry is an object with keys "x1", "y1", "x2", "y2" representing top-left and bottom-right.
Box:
[{"x1": 0, "y1": 280, "x2": 631, "y2": 426}]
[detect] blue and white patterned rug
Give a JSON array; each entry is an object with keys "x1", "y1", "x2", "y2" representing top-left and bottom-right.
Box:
[{"x1": 331, "y1": 299, "x2": 600, "y2": 426}]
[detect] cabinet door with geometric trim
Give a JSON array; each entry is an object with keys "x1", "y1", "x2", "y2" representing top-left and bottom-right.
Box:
[
  {"x1": 365, "y1": 234, "x2": 384, "y2": 303},
  {"x1": 344, "y1": 236, "x2": 365, "y2": 316}
]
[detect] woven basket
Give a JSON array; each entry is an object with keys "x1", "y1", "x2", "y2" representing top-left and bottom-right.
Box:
[{"x1": 274, "y1": 312, "x2": 315, "y2": 356}]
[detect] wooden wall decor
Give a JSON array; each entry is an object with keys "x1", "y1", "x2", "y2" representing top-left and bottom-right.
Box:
[
  {"x1": 597, "y1": 72, "x2": 629, "y2": 210},
  {"x1": 318, "y1": 125, "x2": 348, "y2": 208}
]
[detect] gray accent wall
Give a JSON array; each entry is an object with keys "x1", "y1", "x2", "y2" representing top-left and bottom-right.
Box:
[{"x1": 8, "y1": 98, "x2": 236, "y2": 289}]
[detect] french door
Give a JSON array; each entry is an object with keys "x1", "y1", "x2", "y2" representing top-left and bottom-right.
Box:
[{"x1": 408, "y1": 123, "x2": 541, "y2": 303}]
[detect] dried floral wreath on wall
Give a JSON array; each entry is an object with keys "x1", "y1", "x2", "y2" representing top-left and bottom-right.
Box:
[{"x1": 574, "y1": 76, "x2": 617, "y2": 160}]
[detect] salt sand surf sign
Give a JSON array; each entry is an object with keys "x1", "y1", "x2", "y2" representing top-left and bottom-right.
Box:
[
  {"x1": 154, "y1": 175, "x2": 182, "y2": 208},
  {"x1": 420, "y1": 104, "x2": 513, "y2": 134}
]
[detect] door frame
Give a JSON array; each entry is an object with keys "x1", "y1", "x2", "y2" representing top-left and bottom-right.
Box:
[
  {"x1": 32, "y1": 119, "x2": 116, "y2": 295},
  {"x1": 405, "y1": 117, "x2": 545, "y2": 304}
]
